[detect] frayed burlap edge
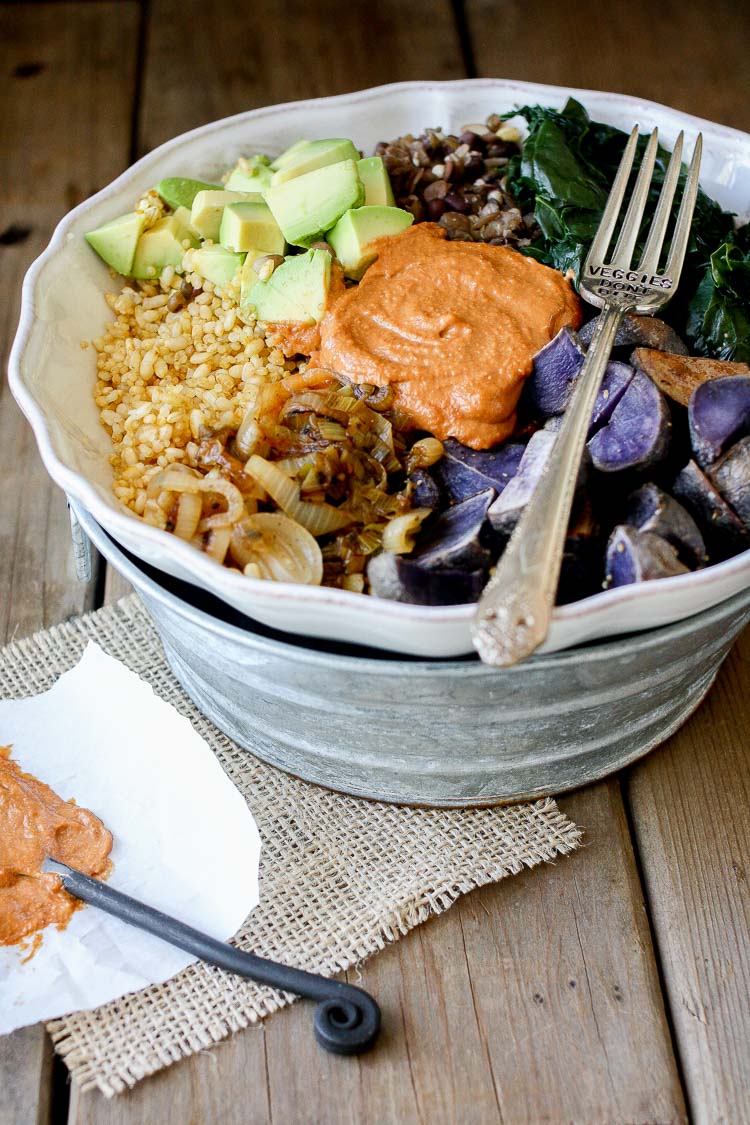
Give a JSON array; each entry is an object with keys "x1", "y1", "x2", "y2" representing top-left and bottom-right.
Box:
[{"x1": 0, "y1": 596, "x2": 582, "y2": 1097}]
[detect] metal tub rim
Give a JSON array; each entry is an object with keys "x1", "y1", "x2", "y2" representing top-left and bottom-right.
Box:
[{"x1": 74, "y1": 501, "x2": 750, "y2": 677}]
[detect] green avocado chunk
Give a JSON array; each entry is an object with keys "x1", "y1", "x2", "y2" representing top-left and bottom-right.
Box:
[
  {"x1": 245, "y1": 248, "x2": 332, "y2": 324},
  {"x1": 270, "y1": 139, "x2": 310, "y2": 173},
  {"x1": 327, "y1": 205, "x2": 414, "y2": 279},
  {"x1": 156, "y1": 177, "x2": 223, "y2": 210},
  {"x1": 191, "y1": 245, "x2": 245, "y2": 288},
  {"x1": 219, "y1": 200, "x2": 285, "y2": 255},
  {"x1": 85, "y1": 211, "x2": 147, "y2": 275},
  {"x1": 264, "y1": 160, "x2": 364, "y2": 248},
  {"x1": 225, "y1": 155, "x2": 273, "y2": 192},
  {"x1": 271, "y1": 138, "x2": 361, "y2": 185},
  {"x1": 356, "y1": 157, "x2": 395, "y2": 206},
  {"x1": 131, "y1": 208, "x2": 199, "y2": 279},
  {"x1": 190, "y1": 189, "x2": 264, "y2": 241}
]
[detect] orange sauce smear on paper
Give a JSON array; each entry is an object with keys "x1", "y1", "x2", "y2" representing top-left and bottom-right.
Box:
[{"x1": 0, "y1": 745, "x2": 112, "y2": 954}]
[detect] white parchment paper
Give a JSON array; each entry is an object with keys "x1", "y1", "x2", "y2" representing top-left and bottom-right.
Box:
[{"x1": 0, "y1": 642, "x2": 261, "y2": 1034}]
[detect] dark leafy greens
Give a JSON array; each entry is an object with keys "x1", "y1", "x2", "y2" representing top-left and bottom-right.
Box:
[
  {"x1": 685, "y1": 226, "x2": 750, "y2": 361},
  {"x1": 504, "y1": 98, "x2": 746, "y2": 360}
]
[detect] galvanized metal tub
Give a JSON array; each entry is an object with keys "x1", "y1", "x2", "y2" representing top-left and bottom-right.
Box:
[{"x1": 73, "y1": 502, "x2": 750, "y2": 807}]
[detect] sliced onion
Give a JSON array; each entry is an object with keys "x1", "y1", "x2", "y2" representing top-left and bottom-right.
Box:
[
  {"x1": 229, "y1": 513, "x2": 323, "y2": 585},
  {"x1": 235, "y1": 414, "x2": 264, "y2": 460},
  {"x1": 173, "y1": 492, "x2": 202, "y2": 540},
  {"x1": 146, "y1": 465, "x2": 201, "y2": 499},
  {"x1": 245, "y1": 455, "x2": 353, "y2": 536},
  {"x1": 381, "y1": 508, "x2": 431, "y2": 554},
  {"x1": 204, "y1": 527, "x2": 232, "y2": 563}
]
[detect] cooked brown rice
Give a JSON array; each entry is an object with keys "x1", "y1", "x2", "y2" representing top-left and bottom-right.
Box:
[{"x1": 92, "y1": 257, "x2": 302, "y2": 525}]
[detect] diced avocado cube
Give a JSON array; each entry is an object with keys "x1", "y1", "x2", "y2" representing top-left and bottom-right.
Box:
[
  {"x1": 225, "y1": 155, "x2": 273, "y2": 192},
  {"x1": 245, "y1": 248, "x2": 331, "y2": 324},
  {"x1": 190, "y1": 189, "x2": 264, "y2": 241},
  {"x1": 131, "y1": 211, "x2": 199, "y2": 279},
  {"x1": 219, "y1": 201, "x2": 285, "y2": 255},
  {"x1": 191, "y1": 245, "x2": 245, "y2": 288},
  {"x1": 356, "y1": 157, "x2": 395, "y2": 206},
  {"x1": 85, "y1": 211, "x2": 147, "y2": 275},
  {"x1": 270, "y1": 139, "x2": 309, "y2": 173},
  {"x1": 271, "y1": 138, "x2": 361, "y2": 185},
  {"x1": 264, "y1": 160, "x2": 364, "y2": 249},
  {"x1": 327, "y1": 205, "x2": 414, "y2": 279},
  {"x1": 156, "y1": 177, "x2": 223, "y2": 210}
]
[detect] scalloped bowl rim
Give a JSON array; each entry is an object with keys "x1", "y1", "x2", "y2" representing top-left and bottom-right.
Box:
[{"x1": 9, "y1": 78, "x2": 750, "y2": 654}]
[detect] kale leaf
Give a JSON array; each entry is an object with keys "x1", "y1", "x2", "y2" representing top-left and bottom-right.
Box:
[
  {"x1": 685, "y1": 226, "x2": 750, "y2": 361},
  {"x1": 504, "y1": 98, "x2": 741, "y2": 359}
]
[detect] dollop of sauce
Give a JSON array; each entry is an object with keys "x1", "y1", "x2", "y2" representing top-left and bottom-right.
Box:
[
  {"x1": 0, "y1": 746, "x2": 112, "y2": 948},
  {"x1": 310, "y1": 224, "x2": 581, "y2": 449}
]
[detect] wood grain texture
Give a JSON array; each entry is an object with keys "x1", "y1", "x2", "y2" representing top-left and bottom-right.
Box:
[
  {"x1": 136, "y1": 0, "x2": 467, "y2": 154},
  {"x1": 467, "y1": 0, "x2": 750, "y2": 133},
  {"x1": 0, "y1": 5, "x2": 140, "y2": 1124},
  {"x1": 627, "y1": 628, "x2": 750, "y2": 1124}
]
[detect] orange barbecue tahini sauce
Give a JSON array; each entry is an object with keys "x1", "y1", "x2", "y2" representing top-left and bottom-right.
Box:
[
  {"x1": 0, "y1": 746, "x2": 112, "y2": 949},
  {"x1": 309, "y1": 223, "x2": 581, "y2": 449}
]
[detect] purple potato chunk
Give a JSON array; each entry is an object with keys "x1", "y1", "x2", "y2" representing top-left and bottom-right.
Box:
[
  {"x1": 605, "y1": 526, "x2": 689, "y2": 587},
  {"x1": 706, "y1": 435, "x2": 750, "y2": 530},
  {"x1": 487, "y1": 428, "x2": 557, "y2": 536},
  {"x1": 587, "y1": 369, "x2": 671, "y2": 472},
  {"x1": 673, "y1": 460, "x2": 750, "y2": 561},
  {"x1": 579, "y1": 314, "x2": 689, "y2": 355},
  {"x1": 411, "y1": 488, "x2": 495, "y2": 570},
  {"x1": 688, "y1": 375, "x2": 750, "y2": 467},
  {"x1": 525, "y1": 326, "x2": 585, "y2": 416},
  {"x1": 631, "y1": 349, "x2": 749, "y2": 408},
  {"x1": 367, "y1": 551, "x2": 486, "y2": 606},
  {"x1": 524, "y1": 328, "x2": 635, "y2": 433},
  {"x1": 621, "y1": 482, "x2": 706, "y2": 566},
  {"x1": 433, "y1": 438, "x2": 526, "y2": 503},
  {"x1": 588, "y1": 362, "x2": 635, "y2": 433},
  {"x1": 409, "y1": 468, "x2": 442, "y2": 510}
]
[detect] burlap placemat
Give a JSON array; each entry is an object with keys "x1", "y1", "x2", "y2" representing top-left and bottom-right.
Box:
[{"x1": 0, "y1": 595, "x2": 582, "y2": 1096}]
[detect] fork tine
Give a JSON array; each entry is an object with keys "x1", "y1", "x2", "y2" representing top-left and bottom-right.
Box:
[
  {"x1": 664, "y1": 133, "x2": 703, "y2": 280},
  {"x1": 638, "y1": 131, "x2": 684, "y2": 275},
  {"x1": 584, "y1": 125, "x2": 639, "y2": 269},
  {"x1": 609, "y1": 128, "x2": 660, "y2": 266}
]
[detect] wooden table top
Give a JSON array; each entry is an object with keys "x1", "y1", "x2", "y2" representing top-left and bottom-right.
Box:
[{"x1": 2, "y1": 2, "x2": 749, "y2": 1121}]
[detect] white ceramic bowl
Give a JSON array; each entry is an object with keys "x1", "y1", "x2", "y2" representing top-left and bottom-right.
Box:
[{"x1": 10, "y1": 79, "x2": 750, "y2": 657}]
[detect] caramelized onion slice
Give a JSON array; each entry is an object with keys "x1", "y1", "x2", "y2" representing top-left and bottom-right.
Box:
[
  {"x1": 244, "y1": 455, "x2": 353, "y2": 536},
  {"x1": 173, "y1": 491, "x2": 203, "y2": 540},
  {"x1": 381, "y1": 509, "x2": 432, "y2": 554},
  {"x1": 229, "y1": 513, "x2": 323, "y2": 585}
]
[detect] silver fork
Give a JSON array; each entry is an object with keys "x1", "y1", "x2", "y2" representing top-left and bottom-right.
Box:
[{"x1": 472, "y1": 125, "x2": 703, "y2": 666}]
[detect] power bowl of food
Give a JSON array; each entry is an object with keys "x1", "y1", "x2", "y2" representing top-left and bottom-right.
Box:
[{"x1": 10, "y1": 80, "x2": 750, "y2": 658}]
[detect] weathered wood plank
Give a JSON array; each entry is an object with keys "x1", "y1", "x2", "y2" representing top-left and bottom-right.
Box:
[
  {"x1": 136, "y1": 0, "x2": 467, "y2": 155},
  {"x1": 0, "y1": 4, "x2": 141, "y2": 1123},
  {"x1": 627, "y1": 628, "x2": 750, "y2": 1123},
  {"x1": 466, "y1": 0, "x2": 750, "y2": 132}
]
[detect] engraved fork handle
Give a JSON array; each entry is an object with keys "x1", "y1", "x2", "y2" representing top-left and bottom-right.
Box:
[{"x1": 472, "y1": 304, "x2": 625, "y2": 666}]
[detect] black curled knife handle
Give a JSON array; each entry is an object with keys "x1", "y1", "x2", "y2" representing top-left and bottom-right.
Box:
[{"x1": 45, "y1": 858, "x2": 380, "y2": 1055}]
